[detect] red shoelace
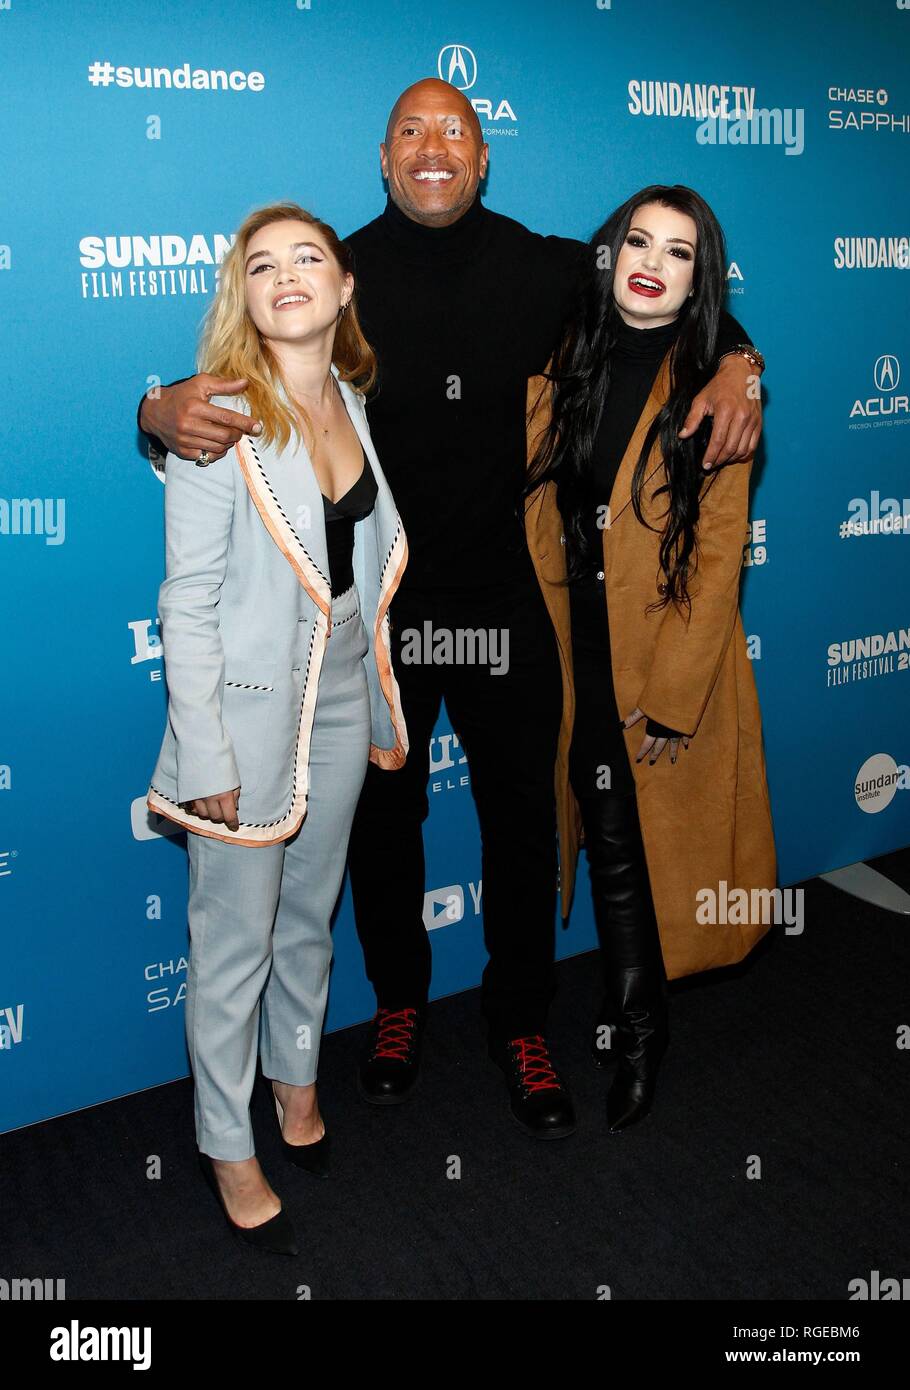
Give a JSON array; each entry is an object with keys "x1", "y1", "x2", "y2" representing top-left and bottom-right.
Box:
[
  {"x1": 508, "y1": 1035, "x2": 562, "y2": 1093},
  {"x1": 371, "y1": 1007, "x2": 419, "y2": 1061}
]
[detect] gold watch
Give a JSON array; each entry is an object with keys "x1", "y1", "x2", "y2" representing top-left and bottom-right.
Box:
[{"x1": 719, "y1": 343, "x2": 765, "y2": 374}]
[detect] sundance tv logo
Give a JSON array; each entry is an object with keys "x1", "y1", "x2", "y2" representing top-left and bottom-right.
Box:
[
  {"x1": 0, "y1": 1004, "x2": 25, "y2": 1051},
  {"x1": 628, "y1": 80, "x2": 758, "y2": 121},
  {"x1": 833, "y1": 234, "x2": 910, "y2": 269}
]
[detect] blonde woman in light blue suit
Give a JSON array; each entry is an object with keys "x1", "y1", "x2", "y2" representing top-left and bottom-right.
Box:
[{"x1": 146, "y1": 202, "x2": 408, "y2": 1255}]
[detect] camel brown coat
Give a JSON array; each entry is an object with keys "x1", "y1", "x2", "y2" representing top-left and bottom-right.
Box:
[{"x1": 525, "y1": 354, "x2": 777, "y2": 980}]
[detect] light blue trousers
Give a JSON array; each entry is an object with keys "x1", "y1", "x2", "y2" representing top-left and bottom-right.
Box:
[{"x1": 184, "y1": 583, "x2": 371, "y2": 1160}]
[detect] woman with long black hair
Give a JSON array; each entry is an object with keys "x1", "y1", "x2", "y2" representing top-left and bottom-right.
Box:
[{"x1": 524, "y1": 185, "x2": 776, "y2": 1131}]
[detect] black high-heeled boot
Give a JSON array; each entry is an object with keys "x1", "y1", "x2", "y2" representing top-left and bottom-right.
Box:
[
  {"x1": 576, "y1": 790, "x2": 670, "y2": 1130},
  {"x1": 604, "y1": 965, "x2": 669, "y2": 1131}
]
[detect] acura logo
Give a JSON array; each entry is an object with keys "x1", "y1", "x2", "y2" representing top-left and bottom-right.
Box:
[
  {"x1": 438, "y1": 44, "x2": 477, "y2": 91},
  {"x1": 874, "y1": 355, "x2": 900, "y2": 392}
]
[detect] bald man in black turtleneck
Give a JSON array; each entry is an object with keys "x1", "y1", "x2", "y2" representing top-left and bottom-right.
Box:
[{"x1": 137, "y1": 78, "x2": 763, "y2": 1139}]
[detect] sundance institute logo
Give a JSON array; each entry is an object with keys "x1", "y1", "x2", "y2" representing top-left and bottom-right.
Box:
[{"x1": 855, "y1": 753, "x2": 909, "y2": 813}]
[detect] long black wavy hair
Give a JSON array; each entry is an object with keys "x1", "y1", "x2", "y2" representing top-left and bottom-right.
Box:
[{"x1": 525, "y1": 184, "x2": 729, "y2": 612}]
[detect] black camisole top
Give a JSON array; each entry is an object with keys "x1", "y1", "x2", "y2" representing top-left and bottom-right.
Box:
[{"x1": 320, "y1": 443, "x2": 378, "y2": 596}]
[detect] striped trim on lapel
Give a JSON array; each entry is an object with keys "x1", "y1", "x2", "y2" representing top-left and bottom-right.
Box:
[
  {"x1": 370, "y1": 518, "x2": 409, "y2": 769},
  {"x1": 336, "y1": 375, "x2": 410, "y2": 769},
  {"x1": 234, "y1": 431, "x2": 332, "y2": 623}
]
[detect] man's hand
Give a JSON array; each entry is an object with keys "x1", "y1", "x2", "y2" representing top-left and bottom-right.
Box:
[
  {"x1": 188, "y1": 788, "x2": 241, "y2": 832},
  {"x1": 679, "y1": 355, "x2": 762, "y2": 468},
  {"x1": 140, "y1": 375, "x2": 260, "y2": 461}
]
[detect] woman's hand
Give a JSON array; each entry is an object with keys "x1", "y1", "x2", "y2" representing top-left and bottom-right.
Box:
[
  {"x1": 621, "y1": 708, "x2": 689, "y2": 766},
  {"x1": 188, "y1": 788, "x2": 241, "y2": 832}
]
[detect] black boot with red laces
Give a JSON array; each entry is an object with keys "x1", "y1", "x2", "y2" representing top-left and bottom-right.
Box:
[
  {"x1": 489, "y1": 1034, "x2": 576, "y2": 1138},
  {"x1": 358, "y1": 1006, "x2": 425, "y2": 1105}
]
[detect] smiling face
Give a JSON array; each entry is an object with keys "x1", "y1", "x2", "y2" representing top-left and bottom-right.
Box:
[
  {"x1": 613, "y1": 202, "x2": 697, "y2": 327},
  {"x1": 243, "y1": 218, "x2": 353, "y2": 346},
  {"x1": 380, "y1": 78, "x2": 489, "y2": 227}
]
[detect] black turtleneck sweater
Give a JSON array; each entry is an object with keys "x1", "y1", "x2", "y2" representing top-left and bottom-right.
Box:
[
  {"x1": 568, "y1": 315, "x2": 685, "y2": 798},
  {"x1": 345, "y1": 193, "x2": 587, "y2": 601}
]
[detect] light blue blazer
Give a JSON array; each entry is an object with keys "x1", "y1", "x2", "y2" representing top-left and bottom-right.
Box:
[{"x1": 147, "y1": 365, "x2": 409, "y2": 846}]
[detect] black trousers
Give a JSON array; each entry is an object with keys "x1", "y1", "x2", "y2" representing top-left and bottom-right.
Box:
[{"x1": 347, "y1": 574, "x2": 564, "y2": 1039}]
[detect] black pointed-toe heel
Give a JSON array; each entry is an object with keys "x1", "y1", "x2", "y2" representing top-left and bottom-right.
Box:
[
  {"x1": 198, "y1": 1152, "x2": 299, "y2": 1255},
  {"x1": 274, "y1": 1093, "x2": 331, "y2": 1177},
  {"x1": 606, "y1": 1025, "x2": 668, "y2": 1131}
]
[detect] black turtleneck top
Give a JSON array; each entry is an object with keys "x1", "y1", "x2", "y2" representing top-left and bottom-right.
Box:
[
  {"x1": 567, "y1": 315, "x2": 685, "y2": 798},
  {"x1": 344, "y1": 192, "x2": 588, "y2": 603}
]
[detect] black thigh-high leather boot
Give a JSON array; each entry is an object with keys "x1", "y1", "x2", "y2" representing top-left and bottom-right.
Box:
[{"x1": 576, "y1": 791, "x2": 669, "y2": 1131}]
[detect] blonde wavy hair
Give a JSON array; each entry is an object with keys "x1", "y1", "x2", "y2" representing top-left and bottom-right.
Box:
[{"x1": 197, "y1": 201, "x2": 377, "y2": 453}]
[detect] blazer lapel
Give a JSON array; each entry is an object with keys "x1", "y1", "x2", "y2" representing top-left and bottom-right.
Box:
[
  {"x1": 335, "y1": 370, "x2": 387, "y2": 511},
  {"x1": 337, "y1": 371, "x2": 408, "y2": 615},
  {"x1": 233, "y1": 374, "x2": 341, "y2": 618},
  {"x1": 234, "y1": 367, "x2": 407, "y2": 631}
]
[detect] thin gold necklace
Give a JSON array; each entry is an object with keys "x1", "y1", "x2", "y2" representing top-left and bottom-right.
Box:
[{"x1": 297, "y1": 374, "x2": 337, "y2": 439}]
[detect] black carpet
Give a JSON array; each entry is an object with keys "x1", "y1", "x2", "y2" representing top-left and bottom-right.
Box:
[{"x1": 2, "y1": 850, "x2": 908, "y2": 1301}]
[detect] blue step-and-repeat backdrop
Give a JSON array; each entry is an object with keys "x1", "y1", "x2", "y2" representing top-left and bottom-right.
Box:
[{"x1": 2, "y1": 0, "x2": 909, "y2": 1132}]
